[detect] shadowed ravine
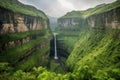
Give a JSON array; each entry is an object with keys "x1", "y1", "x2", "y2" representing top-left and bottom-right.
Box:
[{"x1": 49, "y1": 33, "x2": 67, "y2": 73}]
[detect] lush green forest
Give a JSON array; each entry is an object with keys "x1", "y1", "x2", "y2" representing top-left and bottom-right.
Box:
[{"x1": 1, "y1": 26, "x2": 120, "y2": 80}]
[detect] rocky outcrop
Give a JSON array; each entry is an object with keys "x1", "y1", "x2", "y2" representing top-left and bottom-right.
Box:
[
  {"x1": 15, "y1": 15, "x2": 28, "y2": 32},
  {"x1": 0, "y1": 6, "x2": 49, "y2": 53},
  {"x1": 58, "y1": 18, "x2": 80, "y2": 27},
  {"x1": 1, "y1": 23, "x2": 15, "y2": 33},
  {"x1": 0, "y1": 7, "x2": 47, "y2": 34},
  {"x1": 87, "y1": 7, "x2": 120, "y2": 29}
]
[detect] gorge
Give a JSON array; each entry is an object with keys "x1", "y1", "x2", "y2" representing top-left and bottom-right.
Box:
[{"x1": 0, "y1": 0, "x2": 120, "y2": 80}]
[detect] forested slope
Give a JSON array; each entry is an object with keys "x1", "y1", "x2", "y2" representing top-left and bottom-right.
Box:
[{"x1": 0, "y1": 0, "x2": 52, "y2": 71}]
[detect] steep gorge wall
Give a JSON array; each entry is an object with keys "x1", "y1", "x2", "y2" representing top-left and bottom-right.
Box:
[
  {"x1": 57, "y1": 2, "x2": 120, "y2": 79},
  {"x1": 0, "y1": 7, "x2": 48, "y2": 34},
  {"x1": 58, "y1": 18, "x2": 81, "y2": 27},
  {"x1": 58, "y1": 6, "x2": 120, "y2": 30},
  {"x1": 87, "y1": 7, "x2": 120, "y2": 29},
  {"x1": 0, "y1": 7, "x2": 49, "y2": 52},
  {"x1": 0, "y1": 1, "x2": 51, "y2": 70}
]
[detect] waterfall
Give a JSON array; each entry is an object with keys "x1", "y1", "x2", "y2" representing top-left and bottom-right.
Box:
[{"x1": 54, "y1": 33, "x2": 58, "y2": 59}]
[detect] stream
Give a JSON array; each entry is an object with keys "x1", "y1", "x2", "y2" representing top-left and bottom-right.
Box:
[{"x1": 54, "y1": 33, "x2": 58, "y2": 60}]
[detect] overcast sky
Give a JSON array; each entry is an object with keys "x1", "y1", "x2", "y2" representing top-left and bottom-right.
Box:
[{"x1": 18, "y1": 0, "x2": 116, "y2": 17}]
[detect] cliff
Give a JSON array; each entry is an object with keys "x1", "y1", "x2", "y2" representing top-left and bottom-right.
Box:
[
  {"x1": 0, "y1": 0, "x2": 51, "y2": 70},
  {"x1": 58, "y1": 18, "x2": 82, "y2": 27},
  {"x1": 58, "y1": 11, "x2": 84, "y2": 27},
  {"x1": 58, "y1": 1, "x2": 120, "y2": 29},
  {"x1": 56, "y1": 1, "x2": 120, "y2": 80},
  {"x1": 87, "y1": 7, "x2": 120, "y2": 29},
  {"x1": 0, "y1": 0, "x2": 48, "y2": 34},
  {"x1": 0, "y1": 7, "x2": 48, "y2": 34}
]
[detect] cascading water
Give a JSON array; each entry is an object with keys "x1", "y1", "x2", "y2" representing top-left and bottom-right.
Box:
[{"x1": 54, "y1": 33, "x2": 58, "y2": 59}]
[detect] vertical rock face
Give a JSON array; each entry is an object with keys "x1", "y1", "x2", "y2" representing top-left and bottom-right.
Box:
[
  {"x1": 58, "y1": 5, "x2": 120, "y2": 29},
  {"x1": 1, "y1": 23, "x2": 15, "y2": 33},
  {"x1": 32, "y1": 18, "x2": 42, "y2": 30},
  {"x1": 87, "y1": 7, "x2": 120, "y2": 29},
  {"x1": 0, "y1": 7, "x2": 46, "y2": 34},
  {"x1": 0, "y1": 7, "x2": 49, "y2": 52},
  {"x1": 0, "y1": 8, "x2": 14, "y2": 33},
  {"x1": 58, "y1": 7, "x2": 120, "y2": 29},
  {"x1": 15, "y1": 14, "x2": 28, "y2": 32},
  {"x1": 58, "y1": 18, "x2": 79, "y2": 27},
  {"x1": 15, "y1": 16, "x2": 28, "y2": 32}
]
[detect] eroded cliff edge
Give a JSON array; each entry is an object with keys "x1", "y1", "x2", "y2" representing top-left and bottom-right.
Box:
[
  {"x1": 58, "y1": 1, "x2": 120, "y2": 29},
  {"x1": 0, "y1": 0, "x2": 51, "y2": 70}
]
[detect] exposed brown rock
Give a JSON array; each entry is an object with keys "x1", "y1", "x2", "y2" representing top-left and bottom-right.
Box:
[
  {"x1": 58, "y1": 18, "x2": 79, "y2": 27},
  {"x1": 36, "y1": 19, "x2": 42, "y2": 30},
  {"x1": 0, "y1": 6, "x2": 49, "y2": 55},
  {"x1": 0, "y1": 7, "x2": 48, "y2": 34},
  {"x1": 1, "y1": 23, "x2": 15, "y2": 33},
  {"x1": 15, "y1": 15, "x2": 28, "y2": 32},
  {"x1": 87, "y1": 7, "x2": 120, "y2": 29}
]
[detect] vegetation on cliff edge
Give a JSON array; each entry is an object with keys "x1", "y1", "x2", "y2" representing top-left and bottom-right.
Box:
[
  {"x1": 61, "y1": 0, "x2": 120, "y2": 18},
  {"x1": 0, "y1": 0, "x2": 47, "y2": 19}
]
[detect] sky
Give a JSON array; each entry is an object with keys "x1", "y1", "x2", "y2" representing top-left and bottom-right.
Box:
[{"x1": 18, "y1": 0, "x2": 116, "y2": 17}]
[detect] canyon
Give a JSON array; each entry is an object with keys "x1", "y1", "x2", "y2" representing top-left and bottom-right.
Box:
[{"x1": 0, "y1": 0, "x2": 120, "y2": 80}]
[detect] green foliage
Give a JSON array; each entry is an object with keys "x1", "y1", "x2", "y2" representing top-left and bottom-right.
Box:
[
  {"x1": 48, "y1": 59, "x2": 64, "y2": 73},
  {"x1": 0, "y1": 29, "x2": 119, "y2": 80},
  {"x1": 0, "y1": 66, "x2": 73, "y2": 80},
  {"x1": 0, "y1": 62, "x2": 13, "y2": 72},
  {"x1": 12, "y1": 70, "x2": 36, "y2": 80},
  {"x1": 0, "y1": 0, "x2": 47, "y2": 19},
  {"x1": 54, "y1": 26, "x2": 84, "y2": 65},
  {"x1": 0, "y1": 29, "x2": 52, "y2": 70},
  {"x1": 82, "y1": 0, "x2": 120, "y2": 18},
  {"x1": 61, "y1": 11, "x2": 83, "y2": 18},
  {"x1": 15, "y1": 44, "x2": 50, "y2": 71},
  {"x1": 67, "y1": 29, "x2": 120, "y2": 80},
  {"x1": 0, "y1": 30, "x2": 46, "y2": 43},
  {"x1": 1, "y1": 36, "x2": 44, "y2": 61}
]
